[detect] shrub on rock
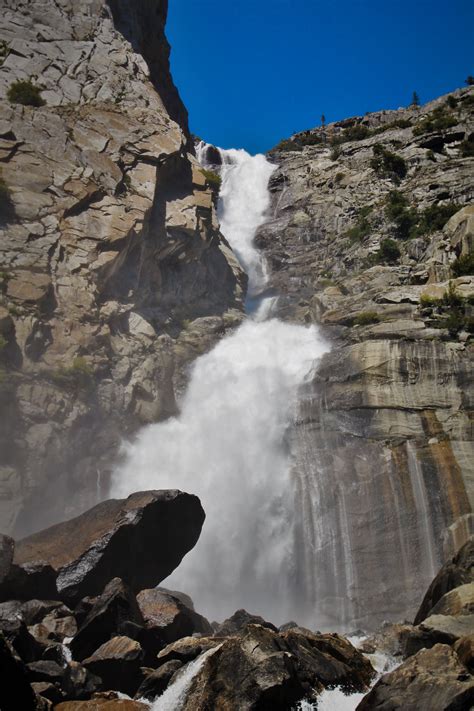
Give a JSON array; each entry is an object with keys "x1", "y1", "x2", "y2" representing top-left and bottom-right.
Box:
[{"x1": 7, "y1": 79, "x2": 45, "y2": 107}]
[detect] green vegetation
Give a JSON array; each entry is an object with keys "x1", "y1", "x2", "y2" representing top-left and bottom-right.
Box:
[
  {"x1": 384, "y1": 191, "x2": 459, "y2": 240},
  {"x1": 270, "y1": 132, "x2": 324, "y2": 153},
  {"x1": 353, "y1": 311, "x2": 380, "y2": 326},
  {"x1": 446, "y1": 95, "x2": 458, "y2": 109},
  {"x1": 330, "y1": 124, "x2": 370, "y2": 147},
  {"x1": 0, "y1": 172, "x2": 15, "y2": 224},
  {"x1": 465, "y1": 76, "x2": 474, "y2": 86},
  {"x1": 460, "y1": 136, "x2": 474, "y2": 158},
  {"x1": 413, "y1": 106, "x2": 458, "y2": 136},
  {"x1": 370, "y1": 144, "x2": 407, "y2": 182},
  {"x1": 200, "y1": 169, "x2": 222, "y2": 191},
  {"x1": 420, "y1": 282, "x2": 473, "y2": 335},
  {"x1": 0, "y1": 335, "x2": 7, "y2": 351},
  {"x1": 375, "y1": 238, "x2": 401, "y2": 263},
  {"x1": 344, "y1": 206, "x2": 372, "y2": 243},
  {"x1": 451, "y1": 253, "x2": 474, "y2": 277},
  {"x1": 7, "y1": 79, "x2": 45, "y2": 107},
  {"x1": 411, "y1": 91, "x2": 420, "y2": 107},
  {"x1": 51, "y1": 356, "x2": 94, "y2": 391},
  {"x1": 334, "y1": 172, "x2": 345, "y2": 183},
  {"x1": 330, "y1": 144, "x2": 342, "y2": 161}
]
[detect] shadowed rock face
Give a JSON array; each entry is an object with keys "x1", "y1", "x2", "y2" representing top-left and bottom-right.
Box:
[
  {"x1": 1, "y1": 490, "x2": 205, "y2": 604},
  {"x1": 0, "y1": 0, "x2": 244, "y2": 537},
  {"x1": 415, "y1": 537, "x2": 474, "y2": 624},
  {"x1": 257, "y1": 90, "x2": 474, "y2": 630}
]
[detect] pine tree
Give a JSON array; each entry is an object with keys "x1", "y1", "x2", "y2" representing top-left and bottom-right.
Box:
[
  {"x1": 465, "y1": 75, "x2": 474, "y2": 86},
  {"x1": 411, "y1": 91, "x2": 420, "y2": 107},
  {"x1": 321, "y1": 114, "x2": 326, "y2": 127}
]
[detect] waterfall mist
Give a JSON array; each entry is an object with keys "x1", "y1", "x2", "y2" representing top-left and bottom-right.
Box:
[{"x1": 112, "y1": 145, "x2": 330, "y2": 624}]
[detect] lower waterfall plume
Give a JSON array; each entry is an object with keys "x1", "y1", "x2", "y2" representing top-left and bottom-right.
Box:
[{"x1": 111, "y1": 146, "x2": 330, "y2": 624}]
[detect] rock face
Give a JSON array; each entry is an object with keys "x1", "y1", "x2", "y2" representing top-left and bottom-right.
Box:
[
  {"x1": 1, "y1": 490, "x2": 204, "y2": 603},
  {"x1": 0, "y1": 0, "x2": 244, "y2": 536},
  {"x1": 257, "y1": 88, "x2": 474, "y2": 629}
]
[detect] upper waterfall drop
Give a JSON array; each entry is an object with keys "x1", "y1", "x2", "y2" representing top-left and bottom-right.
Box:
[{"x1": 111, "y1": 143, "x2": 330, "y2": 624}]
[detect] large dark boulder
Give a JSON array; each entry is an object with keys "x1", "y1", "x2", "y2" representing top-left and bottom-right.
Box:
[
  {"x1": 70, "y1": 578, "x2": 144, "y2": 662},
  {"x1": 357, "y1": 643, "x2": 474, "y2": 710},
  {"x1": 1, "y1": 490, "x2": 204, "y2": 605},
  {"x1": 136, "y1": 588, "x2": 212, "y2": 660},
  {"x1": 214, "y1": 608, "x2": 278, "y2": 636},
  {"x1": 0, "y1": 632, "x2": 39, "y2": 711},
  {"x1": 414, "y1": 537, "x2": 474, "y2": 624},
  {"x1": 82, "y1": 635, "x2": 144, "y2": 697}
]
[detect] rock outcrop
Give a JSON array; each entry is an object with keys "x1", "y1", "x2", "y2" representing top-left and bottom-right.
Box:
[
  {"x1": 256, "y1": 88, "x2": 474, "y2": 629},
  {"x1": 0, "y1": 490, "x2": 204, "y2": 603},
  {"x1": 0, "y1": 0, "x2": 244, "y2": 537}
]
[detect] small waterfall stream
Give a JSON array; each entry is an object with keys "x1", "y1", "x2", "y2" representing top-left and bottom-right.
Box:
[{"x1": 112, "y1": 144, "x2": 330, "y2": 624}]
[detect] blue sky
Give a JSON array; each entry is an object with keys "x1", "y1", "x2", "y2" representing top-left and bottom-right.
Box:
[{"x1": 167, "y1": 0, "x2": 473, "y2": 154}]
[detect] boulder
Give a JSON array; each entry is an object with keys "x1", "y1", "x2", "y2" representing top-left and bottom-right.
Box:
[
  {"x1": 214, "y1": 608, "x2": 278, "y2": 636},
  {"x1": 82, "y1": 636, "x2": 144, "y2": 697},
  {"x1": 156, "y1": 635, "x2": 220, "y2": 666},
  {"x1": 63, "y1": 660, "x2": 103, "y2": 701},
  {"x1": 134, "y1": 659, "x2": 183, "y2": 700},
  {"x1": 0, "y1": 611, "x2": 42, "y2": 662},
  {"x1": 429, "y1": 582, "x2": 474, "y2": 617},
  {"x1": 357, "y1": 644, "x2": 474, "y2": 710},
  {"x1": 136, "y1": 588, "x2": 212, "y2": 659},
  {"x1": 70, "y1": 578, "x2": 144, "y2": 662},
  {"x1": 414, "y1": 537, "x2": 474, "y2": 624},
  {"x1": 454, "y1": 634, "x2": 474, "y2": 672},
  {"x1": 4, "y1": 490, "x2": 205, "y2": 604},
  {"x1": 180, "y1": 624, "x2": 374, "y2": 710},
  {"x1": 55, "y1": 702, "x2": 148, "y2": 711},
  {"x1": 26, "y1": 660, "x2": 65, "y2": 685},
  {"x1": 0, "y1": 632, "x2": 49, "y2": 710}
]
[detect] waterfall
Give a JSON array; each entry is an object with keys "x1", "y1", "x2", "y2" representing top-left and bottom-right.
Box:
[
  {"x1": 151, "y1": 645, "x2": 221, "y2": 710},
  {"x1": 111, "y1": 144, "x2": 330, "y2": 625}
]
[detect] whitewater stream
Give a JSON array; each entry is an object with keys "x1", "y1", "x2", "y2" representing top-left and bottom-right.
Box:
[{"x1": 112, "y1": 143, "x2": 330, "y2": 624}]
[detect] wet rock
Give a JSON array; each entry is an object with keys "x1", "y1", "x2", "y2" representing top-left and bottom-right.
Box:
[
  {"x1": 214, "y1": 608, "x2": 278, "y2": 636},
  {"x1": 82, "y1": 636, "x2": 144, "y2": 697},
  {"x1": 134, "y1": 659, "x2": 183, "y2": 700},
  {"x1": 63, "y1": 660, "x2": 103, "y2": 701},
  {"x1": 70, "y1": 578, "x2": 144, "y2": 662},
  {"x1": 20, "y1": 600, "x2": 67, "y2": 626},
  {"x1": 55, "y1": 702, "x2": 148, "y2": 711},
  {"x1": 136, "y1": 588, "x2": 212, "y2": 659},
  {"x1": 0, "y1": 561, "x2": 58, "y2": 602},
  {"x1": 357, "y1": 643, "x2": 474, "y2": 710},
  {"x1": 10, "y1": 490, "x2": 205, "y2": 604},
  {"x1": 0, "y1": 612, "x2": 42, "y2": 662},
  {"x1": 415, "y1": 538, "x2": 474, "y2": 623},
  {"x1": 156, "y1": 635, "x2": 220, "y2": 665},
  {"x1": 181, "y1": 624, "x2": 374, "y2": 710},
  {"x1": 26, "y1": 659, "x2": 65, "y2": 685}
]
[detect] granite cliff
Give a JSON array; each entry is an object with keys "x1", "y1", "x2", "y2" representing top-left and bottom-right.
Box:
[
  {"x1": 0, "y1": 0, "x2": 244, "y2": 536},
  {"x1": 256, "y1": 88, "x2": 474, "y2": 629}
]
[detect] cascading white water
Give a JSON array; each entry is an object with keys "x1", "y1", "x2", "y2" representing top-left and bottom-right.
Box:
[{"x1": 112, "y1": 144, "x2": 330, "y2": 624}]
